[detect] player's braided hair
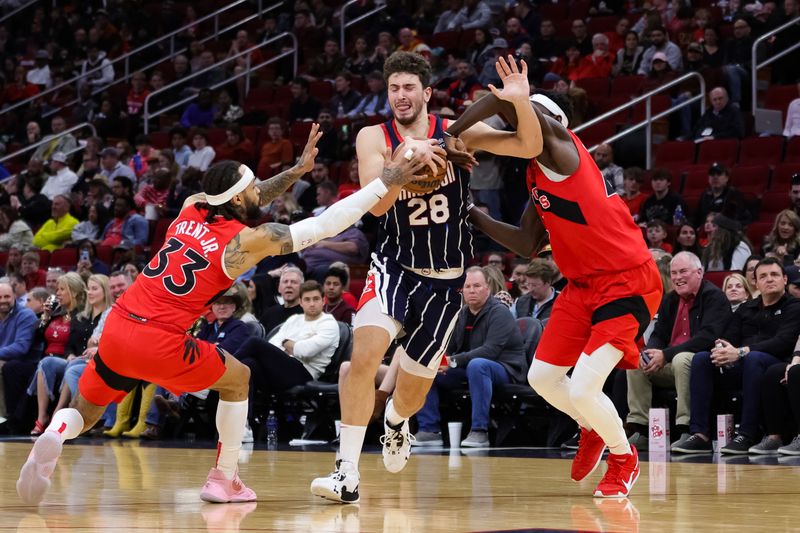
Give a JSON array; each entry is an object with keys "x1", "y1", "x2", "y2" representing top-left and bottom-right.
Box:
[{"x1": 199, "y1": 160, "x2": 246, "y2": 224}]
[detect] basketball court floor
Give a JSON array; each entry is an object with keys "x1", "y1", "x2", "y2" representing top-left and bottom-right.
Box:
[{"x1": 0, "y1": 438, "x2": 798, "y2": 532}]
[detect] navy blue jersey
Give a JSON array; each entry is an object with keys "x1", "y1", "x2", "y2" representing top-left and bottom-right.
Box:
[{"x1": 375, "y1": 114, "x2": 473, "y2": 270}]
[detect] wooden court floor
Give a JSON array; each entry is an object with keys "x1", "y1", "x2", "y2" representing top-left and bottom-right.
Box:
[{"x1": 1, "y1": 439, "x2": 799, "y2": 532}]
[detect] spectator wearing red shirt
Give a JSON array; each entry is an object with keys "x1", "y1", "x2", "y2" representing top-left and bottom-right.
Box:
[
  {"x1": 257, "y1": 118, "x2": 294, "y2": 178},
  {"x1": 434, "y1": 60, "x2": 482, "y2": 109},
  {"x1": 604, "y1": 18, "x2": 630, "y2": 55},
  {"x1": 548, "y1": 44, "x2": 582, "y2": 82},
  {"x1": 571, "y1": 34, "x2": 614, "y2": 81},
  {"x1": 125, "y1": 71, "x2": 149, "y2": 119},
  {"x1": 20, "y1": 251, "x2": 47, "y2": 290},
  {"x1": 134, "y1": 168, "x2": 173, "y2": 219},
  {"x1": 622, "y1": 167, "x2": 646, "y2": 223},
  {"x1": 213, "y1": 124, "x2": 255, "y2": 168},
  {"x1": 5, "y1": 65, "x2": 39, "y2": 104},
  {"x1": 338, "y1": 160, "x2": 361, "y2": 197}
]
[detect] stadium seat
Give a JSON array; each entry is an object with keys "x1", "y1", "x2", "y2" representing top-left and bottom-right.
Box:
[
  {"x1": 95, "y1": 246, "x2": 113, "y2": 266},
  {"x1": 576, "y1": 121, "x2": 615, "y2": 149},
  {"x1": 703, "y1": 270, "x2": 731, "y2": 289},
  {"x1": 568, "y1": 0, "x2": 590, "y2": 19},
  {"x1": 764, "y1": 84, "x2": 798, "y2": 112},
  {"x1": 746, "y1": 221, "x2": 772, "y2": 245},
  {"x1": 36, "y1": 250, "x2": 50, "y2": 268},
  {"x1": 771, "y1": 163, "x2": 800, "y2": 190},
  {"x1": 785, "y1": 137, "x2": 800, "y2": 163},
  {"x1": 49, "y1": 248, "x2": 77, "y2": 269},
  {"x1": 682, "y1": 168, "x2": 709, "y2": 195},
  {"x1": 760, "y1": 191, "x2": 789, "y2": 217},
  {"x1": 587, "y1": 16, "x2": 619, "y2": 34},
  {"x1": 738, "y1": 136, "x2": 783, "y2": 166},
  {"x1": 696, "y1": 139, "x2": 739, "y2": 166},
  {"x1": 610, "y1": 75, "x2": 646, "y2": 97},
  {"x1": 429, "y1": 30, "x2": 461, "y2": 50},
  {"x1": 574, "y1": 77, "x2": 609, "y2": 98},
  {"x1": 207, "y1": 128, "x2": 226, "y2": 146},
  {"x1": 289, "y1": 122, "x2": 314, "y2": 151},
  {"x1": 631, "y1": 94, "x2": 671, "y2": 122},
  {"x1": 309, "y1": 81, "x2": 333, "y2": 105},
  {"x1": 654, "y1": 140, "x2": 695, "y2": 167},
  {"x1": 731, "y1": 165, "x2": 770, "y2": 195},
  {"x1": 149, "y1": 131, "x2": 170, "y2": 149}
]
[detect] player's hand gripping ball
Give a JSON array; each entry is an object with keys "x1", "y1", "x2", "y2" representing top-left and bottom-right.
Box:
[{"x1": 402, "y1": 142, "x2": 449, "y2": 195}]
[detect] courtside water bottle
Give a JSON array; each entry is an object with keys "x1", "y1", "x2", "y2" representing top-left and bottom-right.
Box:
[{"x1": 266, "y1": 410, "x2": 278, "y2": 449}]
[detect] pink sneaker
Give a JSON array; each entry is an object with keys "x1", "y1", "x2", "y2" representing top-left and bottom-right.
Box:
[
  {"x1": 200, "y1": 468, "x2": 257, "y2": 503},
  {"x1": 17, "y1": 431, "x2": 63, "y2": 505}
]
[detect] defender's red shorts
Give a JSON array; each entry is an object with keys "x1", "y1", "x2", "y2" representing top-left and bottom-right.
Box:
[
  {"x1": 536, "y1": 260, "x2": 662, "y2": 370},
  {"x1": 78, "y1": 307, "x2": 227, "y2": 405}
]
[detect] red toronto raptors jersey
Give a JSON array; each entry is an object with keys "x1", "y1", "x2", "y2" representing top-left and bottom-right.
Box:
[
  {"x1": 526, "y1": 130, "x2": 651, "y2": 279},
  {"x1": 115, "y1": 205, "x2": 245, "y2": 330}
]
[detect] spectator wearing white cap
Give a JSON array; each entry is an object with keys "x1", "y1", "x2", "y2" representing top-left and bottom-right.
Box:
[
  {"x1": 26, "y1": 50, "x2": 52, "y2": 90},
  {"x1": 40, "y1": 153, "x2": 78, "y2": 201}
]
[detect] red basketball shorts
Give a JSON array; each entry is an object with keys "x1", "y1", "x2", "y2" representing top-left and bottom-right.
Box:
[
  {"x1": 78, "y1": 308, "x2": 227, "y2": 405},
  {"x1": 536, "y1": 259, "x2": 662, "y2": 370}
]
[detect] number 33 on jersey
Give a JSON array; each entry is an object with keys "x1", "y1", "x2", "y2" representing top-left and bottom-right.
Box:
[{"x1": 115, "y1": 206, "x2": 246, "y2": 330}]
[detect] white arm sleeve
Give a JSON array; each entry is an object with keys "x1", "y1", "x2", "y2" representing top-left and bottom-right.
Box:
[{"x1": 289, "y1": 178, "x2": 389, "y2": 252}]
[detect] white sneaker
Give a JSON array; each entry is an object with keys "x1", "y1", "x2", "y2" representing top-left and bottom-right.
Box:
[
  {"x1": 310, "y1": 460, "x2": 360, "y2": 503},
  {"x1": 381, "y1": 404, "x2": 415, "y2": 473},
  {"x1": 17, "y1": 431, "x2": 63, "y2": 505},
  {"x1": 242, "y1": 423, "x2": 254, "y2": 444}
]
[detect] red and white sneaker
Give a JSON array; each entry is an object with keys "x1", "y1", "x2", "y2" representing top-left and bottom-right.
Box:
[
  {"x1": 571, "y1": 428, "x2": 606, "y2": 482},
  {"x1": 593, "y1": 446, "x2": 640, "y2": 498},
  {"x1": 200, "y1": 468, "x2": 257, "y2": 503},
  {"x1": 17, "y1": 431, "x2": 63, "y2": 505}
]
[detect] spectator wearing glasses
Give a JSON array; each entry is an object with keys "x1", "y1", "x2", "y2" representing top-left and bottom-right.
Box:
[{"x1": 513, "y1": 259, "x2": 559, "y2": 322}]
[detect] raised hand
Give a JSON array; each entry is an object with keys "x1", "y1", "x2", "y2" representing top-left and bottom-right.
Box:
[
  {"x1": 294, "y1": 123, "x2": 323, "y2": 175},
  {"x1": 444, "y1": 136, "x2": 477, "y2": 171},
  {"x1": 487, "y1": 55, "x2": 531, "y2": 105}
]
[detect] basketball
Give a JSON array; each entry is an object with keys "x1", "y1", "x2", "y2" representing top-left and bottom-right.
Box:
[{"x1": 402, "y1": 157, "x2": 448, "y2": 195}]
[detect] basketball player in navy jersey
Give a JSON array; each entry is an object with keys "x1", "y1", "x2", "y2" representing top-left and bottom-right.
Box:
[
  {"x1": 311, "y1": 53, "x2": 541, "y2": 503},
  {"x1": 443, "y1": 86, "x2": 662, "y2": 498}
]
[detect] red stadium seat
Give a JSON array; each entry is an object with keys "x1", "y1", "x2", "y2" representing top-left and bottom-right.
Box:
[
  {"x1": 592, "y1": 96, "x2": 631, "y2": 125},
  {"x1": 746, "y1": 221, "x2": 772, "y2": 244},
  {"x1": 703, "y1": 270, "x2": 732, "y2": 288},
  {"x1": 309, "y1": 81, "x2": 333, "y2": 105},
  {"x1": 576, "y1": 122, "x2": 615, "y2": 149},
  {"x1": 760, "y1": 191, "x2": 789, "y2": 217},
  {"x1": 771, "y1": 163, "x2": 800, "y2": 190},
  {"x1": 574, "y1": 77, "x2": 609, "y2": 98},
  {"x1": 429, "y1": 30, "x2": 461, "y2": 50},
  {"x1": 631, "y1": 94, "x2": 671, "y2": 122},
  {"x1": 49, "y1": 248, "x2": 77, "y2": 269},
  {"x1": 95, "y1": 245, "x2": 113, "y2": 265},
  {"x1": 696, "y1": 139, "x2": 739, "y2": 166},
  {"x1": 764, "y1": 84, "x2": 798, "y2": 112},
  {"x1": 654, "y1": 140, "x2": 695, "y2": 167},
  {"x1": 682, "y1": 168, "x2": 708, "y2": 195},
  {"x1": 588, "y1": 16, "x2": 619, "y2": 35},
  {"x1": 36, "y1": 250, "x2": 50, "y2": 269},
  {"x1": 289, "y1": 122, "x2": 314, "y2": 150},
  {"x1": 539, "y1": 3, "x2": 567, "y2": 20},
  {"x1": 731, "y1": 165, "x2": 770, "y2": 194},
  {"x1": 785, "y1": 137, "x2": 800, "y2": 163},
  {"x1": 738, "y1": 136, "x2": 783, "y2": 166},
  {"x1": 610, "y1": 75, "x2": 646, "y2": 97},
  {"x1": 568, "y1": 0, "x2": 590, "y2": 19},
  {"x1": 0, "y1": 251, "x2": 8, "y2": 267},
  {"x1": 207, "y1": 128, "x2": 226, "y2": 147},
  {"x1": 149, "y1": 131, "x2": 170, "y2": 149}
]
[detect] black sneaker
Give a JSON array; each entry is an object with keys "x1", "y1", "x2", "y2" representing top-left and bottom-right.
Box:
[
  {"x1": 671, "y1": 434, "x2": 712, "y2": 454},
  {"x1": 561, "y1": 431, "x2": 580, "y2": 450},
  {"x1": 720, "y1": 434, "x2": 755, "y2": 455}
]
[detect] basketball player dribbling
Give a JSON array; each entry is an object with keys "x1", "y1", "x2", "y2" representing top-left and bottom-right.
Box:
[
  {"x1": 445, "y1": 86, "x2": 662, "y2": 498},
  {"x1": 16, "y1": 125, "x2": 440, "y2": 506},
  {"x1": 311, "y1": 53, "x2": 540, "y2": 503}
]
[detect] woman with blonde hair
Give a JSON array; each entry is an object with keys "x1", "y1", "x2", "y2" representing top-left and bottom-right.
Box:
[
  {"x1": 269, "y1": 192, "x2": 302, "y2": 224},
  {"x1": 27, "y1": 272, "x2": 87, "y2": 435},
  {"x1": 762, "y1": 209, "x2": 800, "y2": 265},
  {"x1": 722, "y1": 272, "x2": 753, "y2": 312},
  {"x1": 52, "y1": 274, "x2": 113, "y2": 414},
  {"x1": 482, "y1": 265, "x2": 514, "y2": 309}
]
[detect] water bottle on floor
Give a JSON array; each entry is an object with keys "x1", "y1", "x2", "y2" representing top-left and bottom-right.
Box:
[{"x1": 266, "y1": 410, "x2": 278, "y2": 450}]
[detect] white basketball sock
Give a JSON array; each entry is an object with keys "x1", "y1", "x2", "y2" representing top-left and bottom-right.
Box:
[
  {"x1": 339, "y1": 425, "x2": 367, "y2": 469},
  {"x1": 528, "y1": 358, "x2": 591, "y2": 430},
  {"x1": 46, "y1": 408, "x2": 84, "y2": 442},
  {"x1": 570, "y1": 346, "x2": 631, "y2": 455},
  {"x1": 385, "y1": 398, "x2": 405, "y2": 427},
  {"x1": 214, "y1": 399, "x2": 248, "y2": 479}
]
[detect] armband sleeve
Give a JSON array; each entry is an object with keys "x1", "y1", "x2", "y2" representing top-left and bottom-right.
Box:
[{"x1": 288, "y1": 178, "x2": 389, "y2": 252}]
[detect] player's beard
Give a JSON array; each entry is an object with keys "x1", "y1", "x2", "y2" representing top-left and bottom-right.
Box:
[
  {"x1": 242, "y1": 196, "x2": 261, "y2": 221},
  {"x1": 393, "y1": 99, "x2": 424, "y2": 126}
]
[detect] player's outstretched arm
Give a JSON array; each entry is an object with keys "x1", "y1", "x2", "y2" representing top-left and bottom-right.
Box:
[
  {"x1": 467, "y1": 201, "x2": 547, "y2": 258},
  {"x1": 224, "y1": 144, "x2": 430, "y2": 277},
  {"x1": 256, "y1": 123, "x2": 323, "y2": 206},
  {"x1": 452, "y1": 56, "x2": 543, "y2": 158}
]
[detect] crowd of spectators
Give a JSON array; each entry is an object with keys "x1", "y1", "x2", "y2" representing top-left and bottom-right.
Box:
[{"x1": 0, "y1": 0, "x2": 798, "y2": 449}]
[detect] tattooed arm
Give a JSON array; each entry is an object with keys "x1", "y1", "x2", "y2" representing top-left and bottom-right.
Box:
[
  {"x1": 224, "y1": 142, "x2": 430, "y2": 278},
  {"x1": 257, "y1": 123, "x2": 323, "y2": 207}
]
